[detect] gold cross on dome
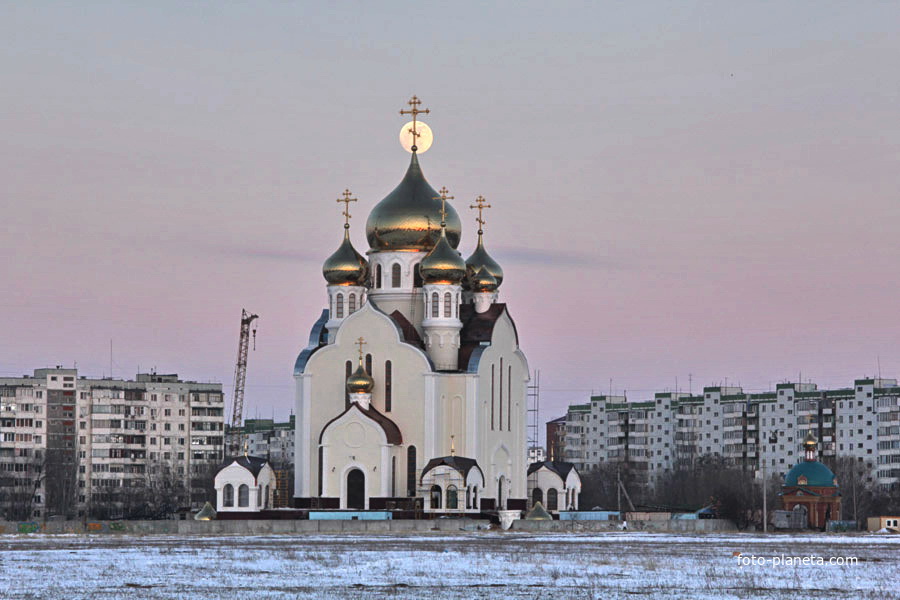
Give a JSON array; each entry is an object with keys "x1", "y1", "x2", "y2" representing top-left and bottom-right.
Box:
[
  {"x1": 355, "y1": 337, "x2": 367, "y2": 362},
  {"x1": 470, "y1": 195, "x2": 492, "y2": 232},
  {"x1": 400, "y1": 95, "x2": 430, "y2": 149},
  {"x1": 336, "y1": 189, "x2": 357, "y2": 228},
  {"x1": 434, "y1": 186, "x2": 454, "y2": 225}
]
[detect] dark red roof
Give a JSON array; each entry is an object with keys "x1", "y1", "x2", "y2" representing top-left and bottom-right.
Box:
[
  {"x1": 457, "y1": 303, "x2": 510, "y2": 372},
  {"x1": 388, "y1": 310, "x2": 425, "y2": 350},
  {"x1": 318, "y1": 402, "x2": 402, "y2": 446}
]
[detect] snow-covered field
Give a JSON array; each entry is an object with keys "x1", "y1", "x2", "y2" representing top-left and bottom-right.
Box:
[{"x1": 0, "y1": 532, "x2": 897, "y2": 599}]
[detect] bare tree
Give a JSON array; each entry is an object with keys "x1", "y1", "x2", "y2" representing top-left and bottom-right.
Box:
[
  {"x1": 833, "y1": 455, "x2": 879, "y2": 526},
  {"x1": 0, "y1": 456, "x2": 43, "y2": 521}
]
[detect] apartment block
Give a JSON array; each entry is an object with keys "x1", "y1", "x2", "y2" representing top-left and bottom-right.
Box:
[
  {"x1": 0, "y1": 368, "x2": 224, "y2": 519},
  {"x1": 551, "y1": 376, "x2": 900, "y2": 490}
]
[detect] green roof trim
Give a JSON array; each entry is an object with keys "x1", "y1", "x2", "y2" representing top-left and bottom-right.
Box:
[{"x1": 630, "y1": 401, "x2": 655, "y2": 409}]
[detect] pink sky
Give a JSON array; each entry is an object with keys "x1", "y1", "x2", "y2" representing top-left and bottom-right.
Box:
[{"x1": 2, "y1": 3, "x2": 898, "y2": 428}]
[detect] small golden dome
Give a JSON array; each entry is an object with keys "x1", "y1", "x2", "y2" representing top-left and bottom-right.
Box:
[
  {"x1": 346, "y1": 362, "x2": 374, "y2": 394},
  {"x1": 468, "y1": 266, "x2": 498, "y2": 293},
  {"x1": 420, "y1": 227, "x2": 466, "y2": 284},
  {"x1": 464, "y1": 232, "x2": 503, "y2": 289},
  {"x1": 323, "y1": 228, "x2": 368, "y2": 286},
  {"x1": 365, "y1": 153, "x2": 461, "y2": 252}
]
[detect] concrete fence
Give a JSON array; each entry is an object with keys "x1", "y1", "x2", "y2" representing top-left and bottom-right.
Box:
[
  {"x1": 0, "y1": 517, "x2": 737, "y2": 536},
  {"x1": 0, "y1": 518, "x2": 491, "y2": 535},
  {"x1": 512, "y1": 518, "x2": 737, "y2": 533}
]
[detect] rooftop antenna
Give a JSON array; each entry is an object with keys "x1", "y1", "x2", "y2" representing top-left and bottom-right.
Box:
[
  {"x1": 688, "y1": 373, "x2": 693, "y2": 396},
  {"x1": 877, "y1": 356, "x2": 882, "y2": 379}
]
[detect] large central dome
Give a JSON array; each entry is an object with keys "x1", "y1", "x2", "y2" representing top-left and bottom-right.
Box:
[{"x1": 366, "y1": 152, "x2": 461, "y2": 252}]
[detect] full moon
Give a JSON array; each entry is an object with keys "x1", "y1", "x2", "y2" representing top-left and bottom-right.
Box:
[{"x1": 399, "y1": 120, "x2": 433, "y2": 153}]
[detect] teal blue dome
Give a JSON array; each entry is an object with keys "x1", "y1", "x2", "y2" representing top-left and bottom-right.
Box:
[{"x1": 784, "y1": 461, "x2": 837, "y2": 488}]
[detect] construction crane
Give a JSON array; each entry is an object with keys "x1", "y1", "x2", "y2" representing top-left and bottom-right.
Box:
[{"x1": 226, "y1": 309, "x2": 258, "y2": 457}]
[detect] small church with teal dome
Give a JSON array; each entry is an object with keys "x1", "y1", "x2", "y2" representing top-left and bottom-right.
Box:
[{"x1": 780, "y1": 433, "x2": 841, "y2": 529}]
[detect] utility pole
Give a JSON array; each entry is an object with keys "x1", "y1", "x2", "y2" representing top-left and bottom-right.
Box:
[{"x1": 762, "y1": 460, "x2": 767, "y2": 533}]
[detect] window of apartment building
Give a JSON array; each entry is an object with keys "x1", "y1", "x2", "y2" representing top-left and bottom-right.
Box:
[
  {"x1": 164, "y1": 424, "x2": 171, "y2": 431},
  {"x1": 164, "y1": 409, "x2": 171, "y2": 417},
  {"x1": 178, "y1": 409, "x2": 185, "y2": 417},
  {"x1": 179, "y1": 424, "x2": 185, "y2": 431},
  {"x1": 179, "y1": 438, "x2": 185, "y2": 445}
]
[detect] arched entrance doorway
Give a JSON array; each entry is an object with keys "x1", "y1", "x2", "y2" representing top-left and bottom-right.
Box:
[
  {"x1": 532, "y1": 487, "x2": 543, "y2": 507},
  {"x1": 346, "y1": 468, "x2": 365, "y2": 510}
]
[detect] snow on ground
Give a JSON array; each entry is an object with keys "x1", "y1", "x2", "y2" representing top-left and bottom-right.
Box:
[{"x1": 0, "y1": 531, "x2": 897, "y2": 599}]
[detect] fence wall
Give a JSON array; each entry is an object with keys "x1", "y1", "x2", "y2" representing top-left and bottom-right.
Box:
[
  {"x1": 512, "y1": 518, "x2": 738, "y2": 533},
  {"x1": 0, "y1": 518, "x2": 490, "y2": 535}
]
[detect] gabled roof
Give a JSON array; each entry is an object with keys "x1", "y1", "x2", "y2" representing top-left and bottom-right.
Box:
[
  {"x1": 421, "y1": 456, "x2": 481, "y2": 481},
  {"x1": 387, "y1": 310, "x2": 426, "y2": 350},
  {"x1": 217, "y1": 455, "x2": 270, "y2": 478},
  {"x1": 458, "y1": 303, "x2": 512, "y2": 373},
  {"x1": 528, "y1": 460, "x2": 577, "y2": 480},
  {"x1": 459, "y1": 303, "x2": 507, "y2": 343},
  {"x1": 318, "y1": 402, "x2": 402, "y2": 446}
]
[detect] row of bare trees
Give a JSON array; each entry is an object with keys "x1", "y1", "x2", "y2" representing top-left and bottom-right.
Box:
[
  {"x1": 0, "y1": 459, "x2": 220, "y2": 521},
  {"x1": 578, "y1": 455, "x2": 900, "y2": 529}
]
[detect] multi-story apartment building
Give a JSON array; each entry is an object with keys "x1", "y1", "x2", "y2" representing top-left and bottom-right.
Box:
[
  {"x1": 229, "y1": 416, "x2": 296, "y2": 508},
  {"x1": 552, "y1": 377, "x2": 900, "y2": 491},
  {"x1": 0, "y1": 368, "x2": 224, "y2": 519},
  {"x1": 546, "y1": 416, "x2": 566, "y2": 461},
  {"x1": 561, "y1": 404, "x2": 591, "y2": 469},
  {"x1": 238, "y1": 417, "x2": 296, "y2": 469}
]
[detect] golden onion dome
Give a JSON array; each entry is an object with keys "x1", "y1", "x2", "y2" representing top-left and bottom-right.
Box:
[
  {"x1": 468, "y1": 266, "x2": 498, "y2": 293},
  {"x1": 346, "y1": 362, "x2": 374, "y2": 394},
  {"x1": 464, "y1": 232, "x2": 503, "y2": 290},
  {"x1": 323, "y1": 227, "x2": 368, "y2": 286},
  {"x1": 420, "y1": 227, "x2": 466, "y2": 284},
  {"x1": 365, "y1": 152, "x2": 461, "y2": 252}
]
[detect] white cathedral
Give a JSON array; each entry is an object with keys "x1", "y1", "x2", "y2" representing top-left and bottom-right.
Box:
[{"x1": 290, "y1": 99, "x2": 533, "y2": 514}]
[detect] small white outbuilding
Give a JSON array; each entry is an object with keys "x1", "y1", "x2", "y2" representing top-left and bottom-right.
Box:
[
  {"x1": 214, "y1": 455, "x2": 277, "y2": 513},
  {"x1": 527, "y1": 461, "x2": 581, "y2": 513}
]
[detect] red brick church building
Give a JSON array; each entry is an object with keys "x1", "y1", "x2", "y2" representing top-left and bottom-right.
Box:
[{"x1": 780, "y1": 434, "x2": 841, "y2": 529}]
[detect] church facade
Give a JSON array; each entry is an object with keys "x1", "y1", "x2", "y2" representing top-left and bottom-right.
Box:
[{"x1": 292, "y1": 100, "x2": 529, "y2": 513}]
